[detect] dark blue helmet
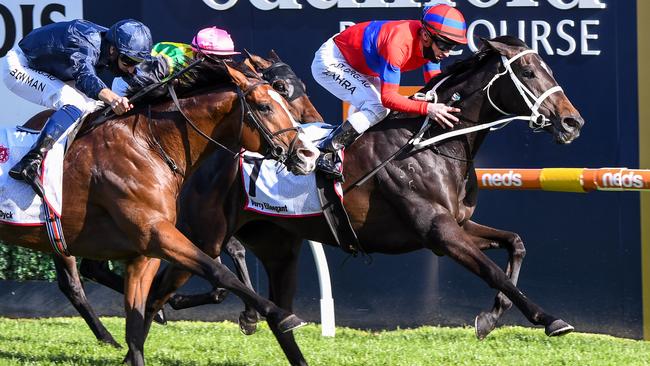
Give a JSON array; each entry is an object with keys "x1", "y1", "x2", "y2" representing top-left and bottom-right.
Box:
[{"x1": 106, "y1": 19, "x2": 152, "y2": 63}]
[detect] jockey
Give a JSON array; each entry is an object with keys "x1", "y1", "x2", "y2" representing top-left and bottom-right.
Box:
[
  {"x1": 112, "y1": 27, "x2": 240, "y2": 95},
  {"x1": 1, "y1": 18, "x2": 153, "y2": 197},
  {"x1": 311, "y1": 4, "x2": 468, "y2": 179}
]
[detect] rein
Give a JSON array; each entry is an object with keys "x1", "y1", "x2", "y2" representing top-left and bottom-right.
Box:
[
  {"x1": 346, "y1": 48, "x2": 561, "y2": 192},
  {"x1": 166, "y1": 79, "x2": 300, "y2": 168},
  {"x1": 168, "y1": 84, "x2": 241, "y2": 157}
]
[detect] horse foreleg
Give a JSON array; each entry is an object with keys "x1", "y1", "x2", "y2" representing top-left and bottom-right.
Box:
[
  {"x1": 166, "y1": 256, "x2": 228, "y2": 310},
  {"x1": 80, "y1": 258, "x2": 167, "y2": 325},
  {"x1": 80, "y1": 259, "x2": 124, "y2": 293},
  {"x1": 225, "y1": 237, "x2": 259, "y2": 335},
  {"x1": 122, "y1": 256, "x2": 160, "y2": 366},
  {"x1": 144, "y1": 264, "x2": 194, "y2": 339},
  {"x1": 462, "y1": 220, "x2": 526, "y2": 339},
  {"x1": 147, "y1": 221, "x2": 306, "y2": 334},
  {"x1": 167, "y1": 237, "x2": 258, "y2": 334},
  {"x1": 429, "y1": 215, "x2": 573, "y2": 337},
  {"x1": 52, "y1": 255, "x2": 121, "y2": 348},
  {"x1": 239, "y1": 227, "x2": 307, "y2": 366}
]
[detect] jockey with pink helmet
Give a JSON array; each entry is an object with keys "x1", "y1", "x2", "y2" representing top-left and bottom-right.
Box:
[
  {"x1": 311, "y1": 4, "x2": 468, "y2": 180},
  {"x1": 112, "y1": 26, "x2": 240, "y2": 95}
]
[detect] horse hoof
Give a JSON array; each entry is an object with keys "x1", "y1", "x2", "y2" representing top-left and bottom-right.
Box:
[
  {"x1": 122, "y1": 351, "x2": 132, "y2": 365},
  {"x1": 153, "y1": 309, "x2": 167, "y2": 325},
  {"x1": 102, "y1": 337, "x2": 122, "y2": 349},
  {"x1": 211, "y1": 288, "x2": 228, "y2": 304},
  {"x1": 277, "y1": 314, "x2": 308, "y2": 333},
  {"x1": 475, "y1": 311, "x2": 498, "y2": 340},
  {"x1": 167, "y1": 295, "x2": 184, "y2": 310},
  {"x1": 239, "y1": 311, "x2": 259, "y2": 335},
  {"x1": 545, "y1": 319, "x2": 574, "y2": 337}
]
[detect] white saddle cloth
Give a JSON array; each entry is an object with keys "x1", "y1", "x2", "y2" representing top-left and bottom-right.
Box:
[
  {"x1": 241, "y1": 122, "x2": 342, "y2": 217},
  {"x1": 0, "y1": 127, "x2": 66, "y2": 225}
]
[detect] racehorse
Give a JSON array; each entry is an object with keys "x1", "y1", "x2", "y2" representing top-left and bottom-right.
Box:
[
  {"x1": 22, "y1": 51, "x2": 322, "y2": 347},
  {"x1": 0, "y1": 59, "x2": 318, "y2": 366},
  {"x1": 138, "y1": 36, "x2": 585, "y2": 366}
]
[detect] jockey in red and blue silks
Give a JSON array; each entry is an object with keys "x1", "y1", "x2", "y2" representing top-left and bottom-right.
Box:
[
  {"x1": 0, "y1": 19, "x2": 153, "y2": 197},
  {"x1": 311, "y1": 4, "x2": 468, "y2": 180}
]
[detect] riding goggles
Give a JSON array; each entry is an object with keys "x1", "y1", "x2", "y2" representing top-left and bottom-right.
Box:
[
  {"x1": 119, "y1": 53, "x2": 144, "y2": 67},
  {"x1": 433, "y1": 35, "x2": 459, "y2": 52},
  {"x1": 422, "y1": 24, "x2": 459, "y2": 52}
]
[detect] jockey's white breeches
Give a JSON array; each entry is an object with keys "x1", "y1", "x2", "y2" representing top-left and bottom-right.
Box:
[
  {"x1": 311, "y1": 37, "x2": 390, "y2": 134},
  {"x1": 1, "y1": 46, "x2": 103, "y2": 117}
]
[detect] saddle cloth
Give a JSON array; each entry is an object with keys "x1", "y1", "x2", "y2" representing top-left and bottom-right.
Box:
[
  {"x1": 0, "y1": 127, "x2": 67, "y2": 225},
  {"x1": 241, "y1": 122, "x2": 342, "y2": 217}
]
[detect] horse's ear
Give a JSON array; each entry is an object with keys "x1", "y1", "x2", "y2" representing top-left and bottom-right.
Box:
[
  {"x1": 482, "y1": 38, "x2": 516, "y2": 58},
  {"x1": 225, "y1": 63, "x2": 250, "y2": 89},
  {"x1": 242, "y1": 58, "x2": 257, "y2": 74},
  {"x1": 244, "y1": 49, "x2": 267, "y2": 71},
  {"x1": 240, "y1": 60, "x2": 259, "y2": 76},
  {"x1": 268, "y1": 49, "x2": 282, "y2": 63}
]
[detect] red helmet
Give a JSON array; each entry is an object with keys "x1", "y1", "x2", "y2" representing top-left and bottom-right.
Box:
[{"x1": 421, "y1": 5, "x2": 468, "y2": 45}]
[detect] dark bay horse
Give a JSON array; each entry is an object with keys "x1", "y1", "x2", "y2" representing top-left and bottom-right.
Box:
[
  {"x1": 0, "y1": 60, "x2": 318, "y2": 365},
  {"x1": 140, "y1": 36, "x2": 585, "y2": 365},
  {"x1": 26, "y1": 51, "x2": 323, "y2": 347}
]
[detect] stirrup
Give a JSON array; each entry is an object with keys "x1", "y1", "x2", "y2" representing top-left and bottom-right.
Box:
[{"x1": 10, "y1": 155, "x2": 45, "y2": 197}]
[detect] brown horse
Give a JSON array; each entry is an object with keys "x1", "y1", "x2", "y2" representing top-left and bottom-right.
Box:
[
  {"x1": 0, "y1": 59, "x2": 318, "y2": 365},
  {"x1": 138, "y1": 37, "x2": 585, "y2": 366},
  {"x1": 29, "y1": 51, "x2": 322, "y2": 347}
]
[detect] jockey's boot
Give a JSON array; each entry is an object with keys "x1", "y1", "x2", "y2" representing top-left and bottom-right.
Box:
[
  {"x1": 9, "y1": 105, "x2": 82, "y2": 197},
  {"x1": 316, "y1": 121, "x2": 360, "y2": 181}
]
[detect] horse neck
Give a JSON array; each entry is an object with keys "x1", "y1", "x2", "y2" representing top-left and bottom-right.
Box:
[
  {"x1": 150, "y1": 89, "x2": 241, "y2": 176},
  {"x1": 352, "y1": 54, "x2": 508, "y2": 182},
  {"x1": 431, "y1": 55, "x2": 507, "y2": 162}
]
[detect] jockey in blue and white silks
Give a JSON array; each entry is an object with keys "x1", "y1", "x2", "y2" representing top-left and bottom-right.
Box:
[{"x1": 0, "y1": 19, "x2": 153, "y2": 197}]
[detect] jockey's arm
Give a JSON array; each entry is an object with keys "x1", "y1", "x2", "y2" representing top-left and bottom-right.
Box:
[
  {"x1": 380, "y1": 76, "x2": 459, "y2": 129},
  {"x1": 98, "y1": 88, "x2": 132, "y2": 115},
  {"x1": 380, "y1": 81, "x2": 428, "y2": 115},
  {"x1": 71, "y1": 51, "x2": 132, "y2": 115}
]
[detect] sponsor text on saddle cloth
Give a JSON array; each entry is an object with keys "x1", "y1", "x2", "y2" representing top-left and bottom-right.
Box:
[
  {"x1": 0, "y1": 127, "x2": 68, "y2": 225},
  {"x1": 242, "y1": 122, "x2": 343, "y2": 217}
]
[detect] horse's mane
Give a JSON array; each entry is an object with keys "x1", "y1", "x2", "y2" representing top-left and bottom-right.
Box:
[
  {"x1": 424, "y1": 35, "x2": 528, "y2": 91},
  {"x1": 125, "y1": 58, "x2": 256, "y2": 104}
]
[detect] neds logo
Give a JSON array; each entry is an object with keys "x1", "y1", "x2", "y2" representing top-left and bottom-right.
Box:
[
  {"x1": 601, "y1": 172, "x2": 644, "y2": 189},
  {"x1": 481, "y1": 170, "x2": 523, "y2": 187}
]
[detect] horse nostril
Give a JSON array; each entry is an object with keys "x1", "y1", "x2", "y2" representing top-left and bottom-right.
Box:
[
  {"x1": 562, "y1": 116, "x2": 583, "y2": 131},
  {"x1": 298, "y1": 147, "x2": 317, "y2": 160}
]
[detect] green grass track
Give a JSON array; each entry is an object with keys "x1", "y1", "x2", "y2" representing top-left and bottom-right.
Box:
[{"x1": 0, "y1": 317, "x2": 648, "y2": 365}]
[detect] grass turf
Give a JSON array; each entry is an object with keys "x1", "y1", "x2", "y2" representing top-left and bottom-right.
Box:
[{"x1": 0, "y1": 317, "x2": 648, "y2": 365}]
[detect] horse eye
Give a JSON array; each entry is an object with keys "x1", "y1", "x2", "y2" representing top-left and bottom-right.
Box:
[
  {"x1": 273, "y1": 81, "x2": 287, "y2": 93},
  {"x1": 522, "y1": 69, "x2": 535, "y2": 78},
  {"x1": 258, "y1": 103, "x2": 272, "y2": 113}
]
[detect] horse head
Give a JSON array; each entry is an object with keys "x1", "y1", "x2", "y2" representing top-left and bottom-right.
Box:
[
  {"x1": 224, "y1": 63, "x2": 319, "y2": 174},
  {"x1": 482, "y1": 36, "x2": 584, "y2": 144},
  {"x1": 244, "y1": 50, "x2": 323, "y2": 123}
]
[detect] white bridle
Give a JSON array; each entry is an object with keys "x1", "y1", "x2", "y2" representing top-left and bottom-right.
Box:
[
  {"x1": 483, "y1": 49, "x2": 564, "y2": 130},
  {"x1": 410, "y1": 49, "x2": 566, "y2": 150}
]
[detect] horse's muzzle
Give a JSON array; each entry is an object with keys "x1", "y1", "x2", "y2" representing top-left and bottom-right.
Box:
[
  {"x1": 287, "y1": 146, "x2": 319, "y2": 175},
  {"x1": 556, "y1": 114, "x2": 584, "y2": 144}
]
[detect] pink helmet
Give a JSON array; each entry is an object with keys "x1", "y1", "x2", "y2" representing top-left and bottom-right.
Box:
[{"x1": 191, "y1": 27, "x2": 240, "y2": 56}]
